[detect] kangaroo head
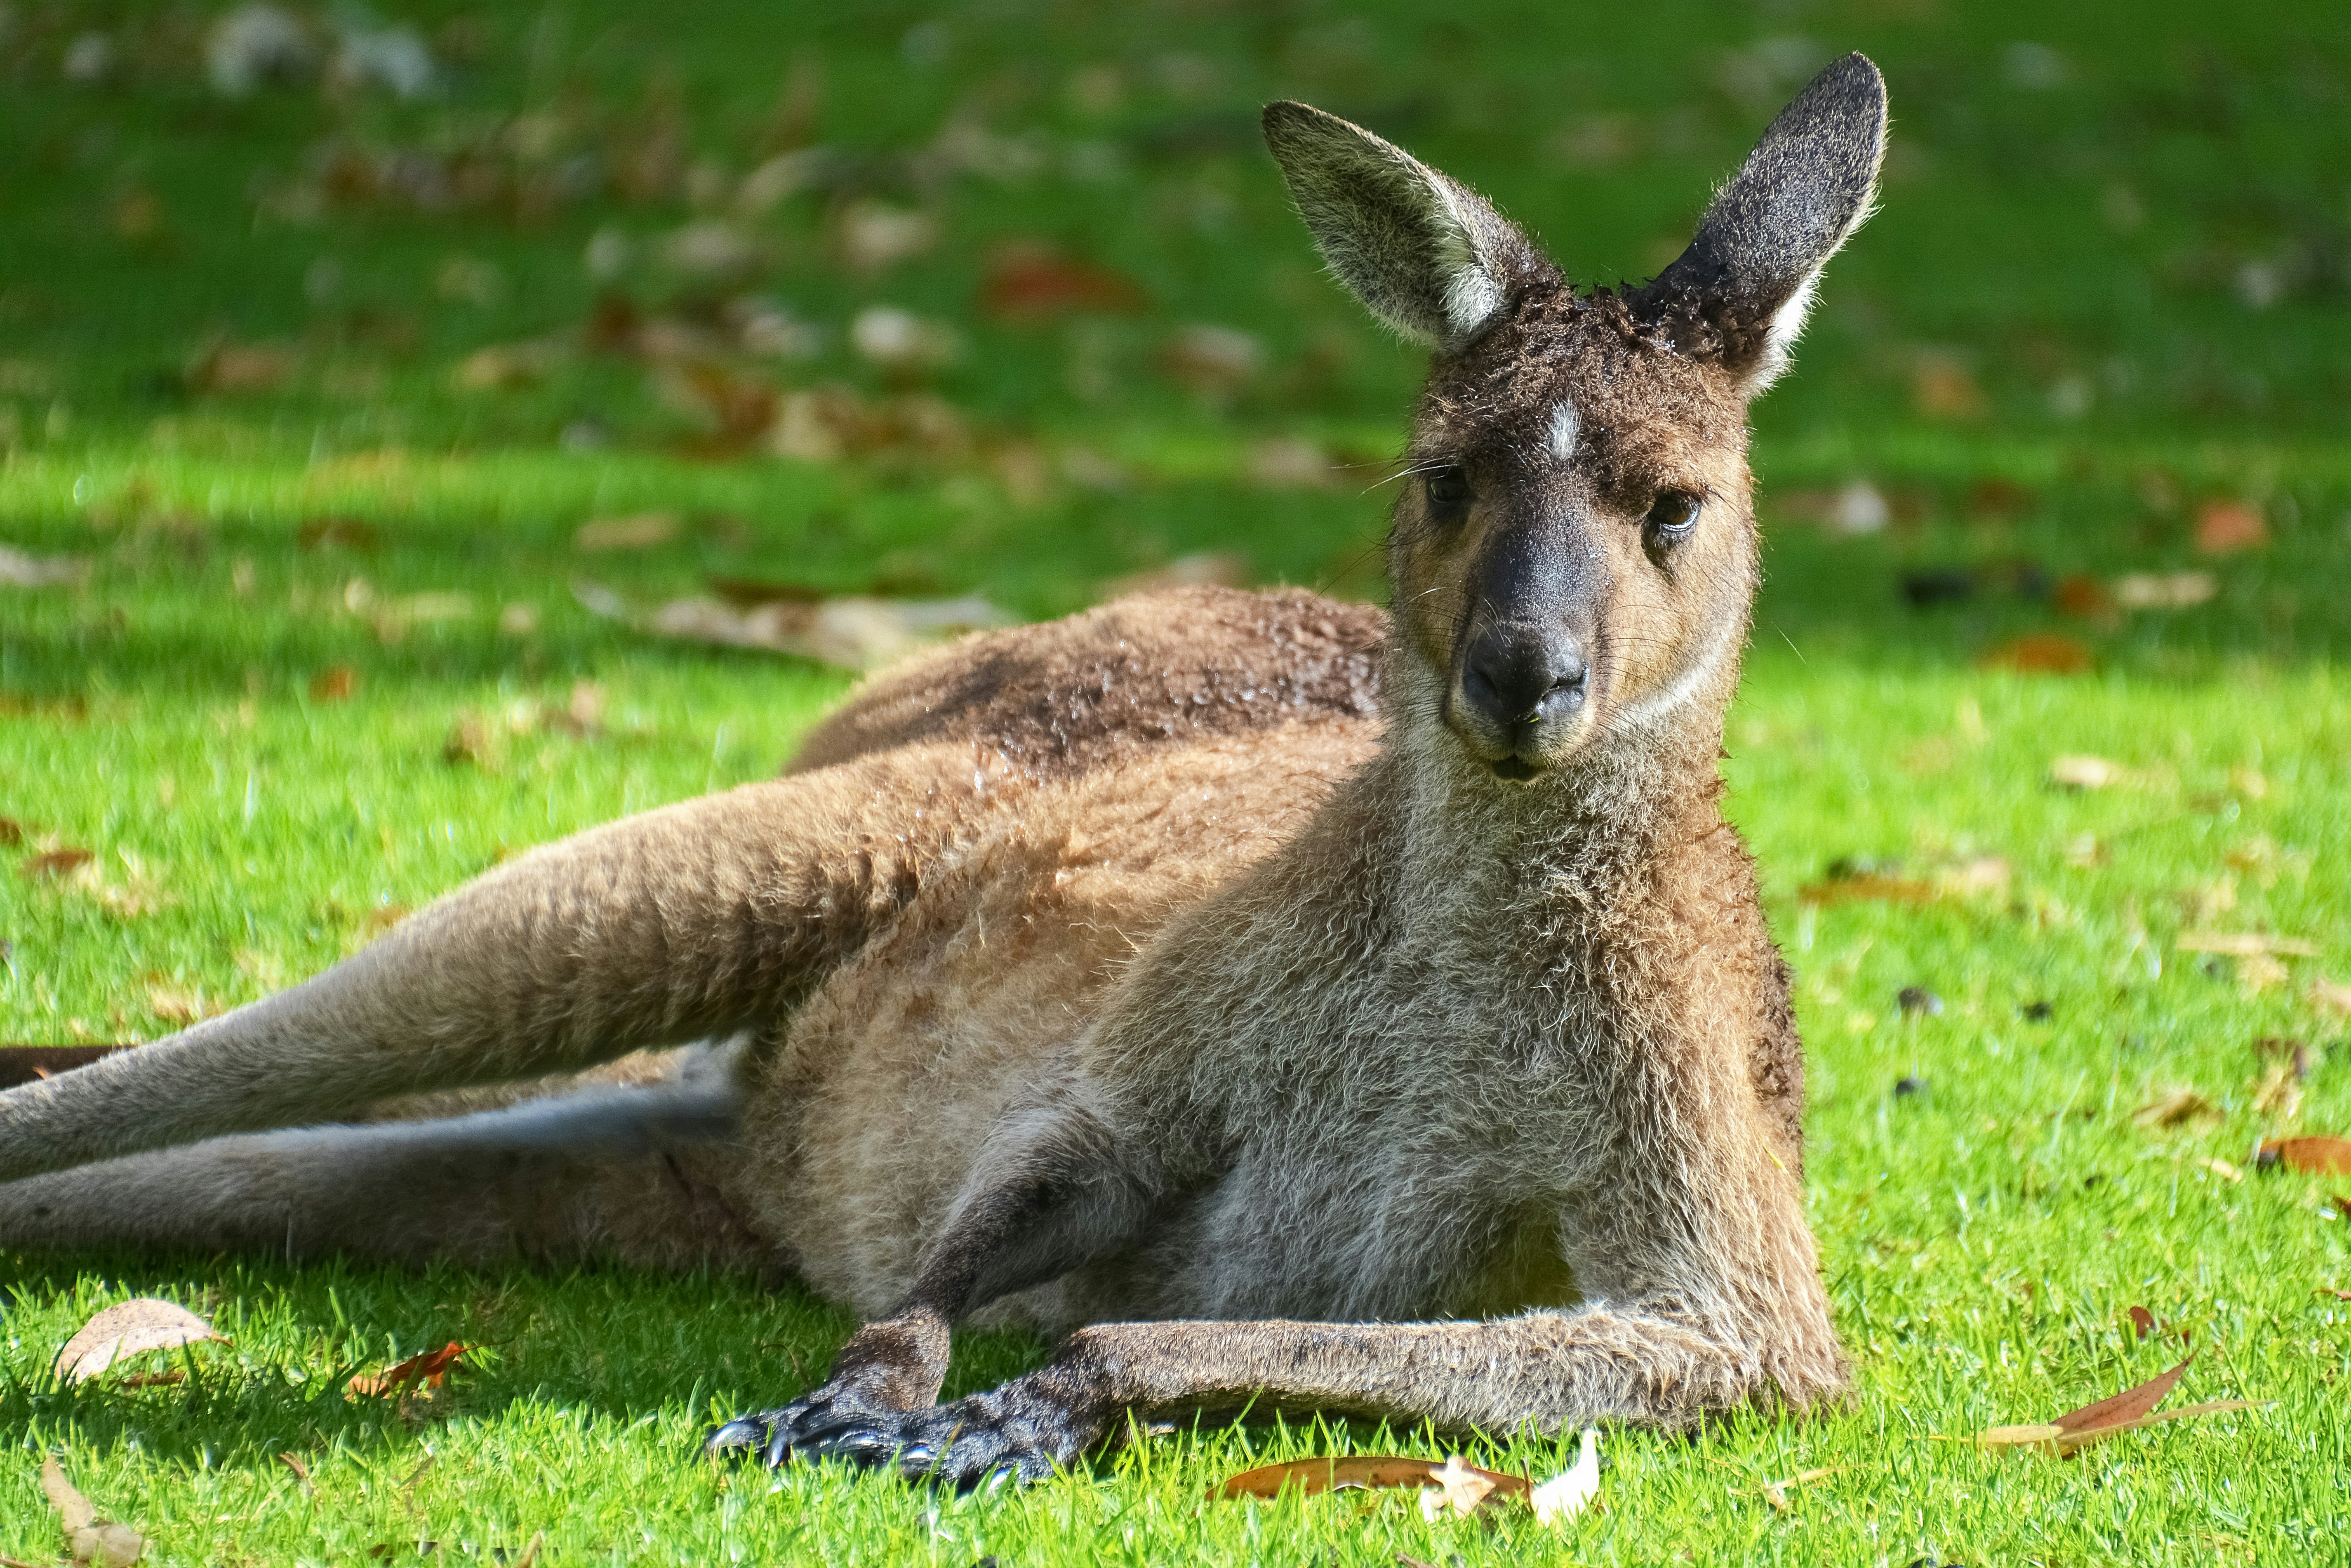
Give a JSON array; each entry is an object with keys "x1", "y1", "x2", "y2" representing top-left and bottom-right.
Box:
[{"x1": 1264, "y1": 55, "x2": 1886, "y2": 782}]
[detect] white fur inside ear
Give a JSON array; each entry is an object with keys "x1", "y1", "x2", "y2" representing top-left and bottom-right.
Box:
[
  {"x1": 1547, "y1": 399, "x2": 1580, "y2": 462},
  {"x1": 1431, "y1": 187, "x2": 1503, "y2": 339},
  {"x1": 1746, "y1": 268, "x2": 1821, "y2": 394}
]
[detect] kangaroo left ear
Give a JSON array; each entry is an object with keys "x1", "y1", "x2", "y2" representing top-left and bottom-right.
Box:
[{"x1": 1637, "y1": 53, "x2": 1888, "y2": 395}]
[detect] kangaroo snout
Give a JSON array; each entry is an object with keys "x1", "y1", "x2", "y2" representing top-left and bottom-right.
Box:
[{"x1": 1452, "y1": 620, "x2": 1593, "y2": 779}]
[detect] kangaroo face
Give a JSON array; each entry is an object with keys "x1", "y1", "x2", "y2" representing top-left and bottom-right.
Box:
[
  {"x1": 1392, "y1": 312, "x2": 1757, "y2": 777},
  {"x1": 1264, "y1": 58, "x2": 1885, "y2": 779}
]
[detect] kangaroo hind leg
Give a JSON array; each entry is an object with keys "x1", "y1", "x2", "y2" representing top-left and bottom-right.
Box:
[
  {"x1": 0, "y1": 1041, "x2": 774, "y2": 1271},
  {"x1": 0, "y1": 749, "x2": 985, "y2": 1186}
]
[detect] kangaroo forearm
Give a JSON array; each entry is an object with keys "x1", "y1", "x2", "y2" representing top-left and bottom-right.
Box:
[
  {"x1": 0, "y1": 753, "x2": 983, "y2": 1182},
  {"x1": 1047, "y1": 1308, "x2": 1765, "y2": 1435}
]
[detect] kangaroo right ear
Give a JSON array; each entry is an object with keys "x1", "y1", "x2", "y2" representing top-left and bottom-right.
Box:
[
  {"x1": 1638, "y1": 52, "x2": 1888, "y2": 395},
  {"x1": 1263, "y1": 101, "x2": 1545, "y2": 350}
]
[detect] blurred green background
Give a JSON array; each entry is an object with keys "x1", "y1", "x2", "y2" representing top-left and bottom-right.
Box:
[{"x1": 1, "y1": 3, "x2": 2348, "y2": 1564}]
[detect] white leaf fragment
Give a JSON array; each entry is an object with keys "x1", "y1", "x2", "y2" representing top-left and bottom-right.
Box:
[
  {"x1": 53, "y1": 1298, "x2": 221, "y2": 1383},
  {"x1": 1530, "y1": 1428, "x2": 1601, "y2": 1525}
]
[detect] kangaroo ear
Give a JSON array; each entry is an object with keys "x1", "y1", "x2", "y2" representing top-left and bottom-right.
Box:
[
  {"x1": 1639, "y1": 52, "x2": 1887, "y2": 394},
  {"x1": 1263, "y1": 101, "x2": 1546, "y2": 349}
]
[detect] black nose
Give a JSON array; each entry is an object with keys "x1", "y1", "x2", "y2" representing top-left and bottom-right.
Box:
[{"x1": 1460, "y1": 628, "x2": 1589, "y2": 736}]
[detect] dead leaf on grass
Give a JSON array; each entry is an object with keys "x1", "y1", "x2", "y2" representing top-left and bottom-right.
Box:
[
  {"x1": 0, "y1": 817, "x2": 22, "y2": 845},
  {"x1": 2255, "y1": 1137, "x2": 2351, "y2": 1177},
  {"x1": 2125, "y1": 1305, "x2": 2157, "y2": 1340},
  {"x1": 277, "y1": 1452, "x2": 313, "y2": 1497},
  {"x1": 574, "y1": 513, "x2": 678, "y2": 551},
  {"x1": 1759, "y1": 1464, "x2": 1838, "y2": 1513},
  {"x1": 2131, "y1": 1089, "x2": 2220, "y2": 1131},
  {"x1": 979, "y1": 240, "x2": 1146, "y2": 321},
  {"x1": 2112, "y1": 571, "x2": 2218, "y2": 609},
  {"x1": 54, "y1": 1297, "x2": 222, "y2": 1383},
  {"x1": 144, "y1": 982, "x2": 219, "y2": 1027},
  {"x1": 21, "y1": 848, "x2": 96, "y2": 878},
  {"x1": 1216, "y1": 1453, "x2": 1529, "y2": 1511},
  {"x1": 2252, "y1": 1065, "x2": 2302, "y2": 1123},
  {"x1": 0, "y1": 544, "x2": 92, "y2": 588},
  {"x1": 2049, "y1": 755, "x2": 2123, "y2": 790},
  {"x1": 1979, "y1": 633, "x2": 2092, "y2": 675},
  {"x1": 297, "y1": 517, "x2": 379, "y2": 552},
  {"x1": 647, "y1": 593, "x2": 1011, "y2": 672},
  {"x1": 346, "y1": 1340, "x2": 471, "y2": 1400},
  {"x1": 1799, "y1": 872, "x2": 1933, "y2": 907},
  {"x1": 309, "y1": 665, "x2": 358, "y2": 702},
  {"x1": 1100, "y1": 551, "x2": 1250, "y2": 602},
  {"x1": 40, "y1": 1455, "x2": 144, "y2": 1566},
  {"x1": 2193, "y1": 499, "x2": 2268, "y2": 556},
  {"x1": 186, "y1": 339, "x2": 297, "y2": 396},
  {"x1": 1971, "y1": 1353, "x2": 2265, "y2": 1457},
  {"x1": 2308, "y1": 977, "x2": 2351, "y2": 1019},
  {"x1": 2177, "y1": 932, "x2": 2318, "y2": 959}
]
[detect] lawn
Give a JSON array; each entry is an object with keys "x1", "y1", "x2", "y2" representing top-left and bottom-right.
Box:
[{"x1": 2, "y1": 0, "x2": 2349, "y2": 1561}]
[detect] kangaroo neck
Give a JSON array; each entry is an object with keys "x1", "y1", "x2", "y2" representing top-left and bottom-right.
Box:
[{"x1": 1374, "y1": 673, "x2": 1731, "y2": 933}]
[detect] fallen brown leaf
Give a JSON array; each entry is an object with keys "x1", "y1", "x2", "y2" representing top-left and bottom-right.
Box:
[
  {"x1": 0, "y1": 544, "x2": 92, "y2": 588},
  {"x1": 1215, "y1": 1454, "x2": 1531, "y2": 1513},
  {"x1": 2131, "y1": 1088, "x2": 2219, "y2": 1130},
  {"x1": 277, "y1": 1452, "x2": 313, "y2": 1497},
  {"x1": 22, "y1": 848, "x2": 96, "y2": 878},
  {"x1": 40, "y1": 1455, "x2": 144, "y2": 1566},
  {"x1": 980, "y1": 240, "x2": 1146, "y2": 322},
  {"x1": 296, "y1": 517, "x2": 379, "y2": 552},
  {"x1": 0, "y1": 817, "x2": 23, "y2": 845},
  {"x1": 574, "y1": 513, "x2": 678, "y2": 552},
  {"x1": 2049, "y1": 755, "x2": 2122, "y2": 790},
  {"x1": 2322, "y1": 1286, "x2": 2351, "y2": 1300},
  {"x1": 1759, "y1": 1464, "x2": 1839, "y2": 1512},
  {"x1": 1979, "y1": 633, "x2": 2092, "y2": 675},
  {"x1": 1972, "y1": 1352, "x2": 2264, "y2": 1457},
  {"x1": 144, "y1": 982, "x2": 217, "y2": 1027},
  {"x1": 310, "y1": 666, "x2": 358, "y2": 702},
  {"x1": 1798, "y1": 873, "x2": 1933, "y2": 907},
  {"x1": 1100, "y1": 551, "x2": 1250, "y2": 602},
  {"x1": 2256, "y1": 1137, "x2": 2351, "y2": 1177},
  {"x1": 2052, "y1": 574, "x2": 2117, "y2": 622},
  {"x1": 2194, "y1": 499, "x2": 2268, "y2": 556},
  {"x1": 346, "y1": 1341, "x2": 470, "y2": 1399},
  {"x1": 2125, "y1": 1305, "x2": 2156, "y2": 1339},
  {"x1": 54, "y1": 1298, "x2": 222, "y2": 1383},
  {"x1": 2252, "y1": 1065, "x2": 2302, "y2": 1122},
  {"x1": 1911, "y1": 352, "x2": 1985, "y2": 419},
  {"x1": 2112, "y1": 570, "x2": 2218, "y2": 609},
  {"x1": 2334, "y1": 1196, "x2": 2351, "y2": 1220},
  {"x1": 186, "y1": 340, "x2": 297, "y2": 396},
  {"x1": 2177, "y1": 932, "x2": 2318, "y2": 959}
]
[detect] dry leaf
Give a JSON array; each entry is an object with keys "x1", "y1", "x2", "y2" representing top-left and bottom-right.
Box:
[
  {"x1": 1419, "y1": 1454, "x2": 1500, "y2": 1521},
  {"x1": 346, "y1": 1341, "x2": 470, "y2": 1399},
  {"x1": 1798, "y1": 873, "x2": 1932, "y2": 907},
  {"x1": 646, "y1": 593, "x2": 1010, "y2": 672},
  {"x1": 54, "y1": 1298, "x2": 222, "y2": 1382},
  {"x1": 2132, "y1": 1089, "x2": 2219, "y2": 1131},
  {"x1": 21, "y1": 848, "x2": 96, "y2": 878},
  {"x1": 1974, "y1": 1357, "x2": 2262, "y2": 1457},
  {"x1": 2177, "y1": 932, "x2": 2318, "y2": 958},
  {"x1": 2050, "y1": 755, "x2": 2122, "y2": 790},
  {"x1": 277, "y1": 1452, "x2": 313, "y2": 1497},
  {"x1": 1215, "y1": 1453, "x2": 1531, "y2": 1512},
  {"x1": 1100, "y1": 551, "x2": 1250, "y2": 602},
  {"x1": 40, "y1": 1456, "x2": 144, "y2": 1566},
  {"x1": 1979, "y1": 634, "x2": 2092, "y2": 675},
  {"x1": 2252, "y1": 1066, "x2": 2302, "y2": 1123},
  {"x1": 2125, "y1": 1305, "x2": 2157, "y2": 1339},
  {"x1": 980, "y1": 240, "x2": 1146, "y2": 321},
  {"x1": 2307, "y1": 977, "x2": 2351, "y2": 1019},
  {"x1": 1911, "y1": 353, "x2": 1985, "y2": 419},
  {"x1": 186, "y1": 340, "x2": 297, "y2": 395},
  {"x1": 574, "y1": 513, "x2": 678, "y2": 552},
  {"x1": 2256, "y1": 1137, "x2": 2351, "y2": 1177},
  {"x1": 144, "y1": 983, "x2": 216, "y2": 1027},
  {"x1": 1758, "y1": 1463, "x2": 1836, "y2": 1514},
  {"x1": 297, "y1": 517, "x2": 379, "y2": 552},
  {"x1": 2193, "y1": 500, "x2": 2268, "y2": 555},
  {"x1": 0, "y1": 817, "x2": 23, "y2": 845},
  {"x1": 0, "y1": 545, "x2": 92, "y2": 588},
  {"x1": 310, "y1": 666, "x2": 358, "y2": 702},
  {"x1": 2112, "y1": 571, "x2": 2217, "y2": 610},
  {"x1": 2198, "y1": 1156, "x2": 2244, "y2": 1182}
]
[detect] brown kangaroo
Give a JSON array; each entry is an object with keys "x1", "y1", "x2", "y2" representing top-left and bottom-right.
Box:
[{"x1": 0, "y1": 54, "x2": 1886, "y2": 1484}]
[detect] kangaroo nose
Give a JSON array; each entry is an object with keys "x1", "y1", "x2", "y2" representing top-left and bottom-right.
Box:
[{"x1": 1461, "y1": 631, "x2": 1588, "y2": 732}]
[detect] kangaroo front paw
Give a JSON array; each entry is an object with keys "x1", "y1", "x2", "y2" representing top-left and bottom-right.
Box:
[
  {"x1": 706, "y1": 1378, "x2": 913, "y2": 1468},
  {"x1": 775, "y1": 1374, "x2": 1105, "y2": 1488}
]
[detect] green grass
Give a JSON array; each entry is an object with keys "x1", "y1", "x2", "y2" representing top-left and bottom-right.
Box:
[{"x1": 3, "y1": 0, "x2": 2349, "y2": 1560}]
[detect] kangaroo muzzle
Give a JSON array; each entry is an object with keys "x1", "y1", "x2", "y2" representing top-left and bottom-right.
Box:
[{"x1": 1445, "y1": 513, "x2": 1601, "y2": 779}]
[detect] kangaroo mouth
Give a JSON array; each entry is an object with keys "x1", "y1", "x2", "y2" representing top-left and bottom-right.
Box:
[{"x1": 1490, "y1": 756, "x2": 1541, "y2": 783}]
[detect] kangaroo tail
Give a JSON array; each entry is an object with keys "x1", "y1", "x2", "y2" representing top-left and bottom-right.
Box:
[{"x1": 0, "y1": 747, "x2": 990, "y2": 1185}]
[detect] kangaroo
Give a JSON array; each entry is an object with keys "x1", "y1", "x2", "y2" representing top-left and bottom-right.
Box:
[{"x1": 0, "y1": 55, "x2": 1885, "y2": 1484}]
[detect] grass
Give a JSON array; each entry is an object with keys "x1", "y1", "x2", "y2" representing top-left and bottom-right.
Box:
[{"x1": 2, "y1": 0, "x2": 2349, "y2": 1560}]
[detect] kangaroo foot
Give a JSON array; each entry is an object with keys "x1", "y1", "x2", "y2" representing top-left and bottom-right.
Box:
[{"x1": 711, "y1": 1370, "x2": 1104, "y2": 1487}]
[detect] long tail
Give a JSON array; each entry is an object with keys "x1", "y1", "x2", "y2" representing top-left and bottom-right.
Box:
[{"x1": 0, "y1": 746, "x2": 995, "y2": 1185}]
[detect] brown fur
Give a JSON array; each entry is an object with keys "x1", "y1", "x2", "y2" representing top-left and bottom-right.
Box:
[{"x1": 0, "y1": 57, "x2": 1890, "y2": 1480}]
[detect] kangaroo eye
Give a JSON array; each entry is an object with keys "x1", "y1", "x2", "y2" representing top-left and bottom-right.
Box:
[
  {"x1": 1644, "y1": 490, "x2": 1701, "y2": 541},
  {"x1": 1424, "y1": 466, "x2": 1471, "y2": 519}
]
